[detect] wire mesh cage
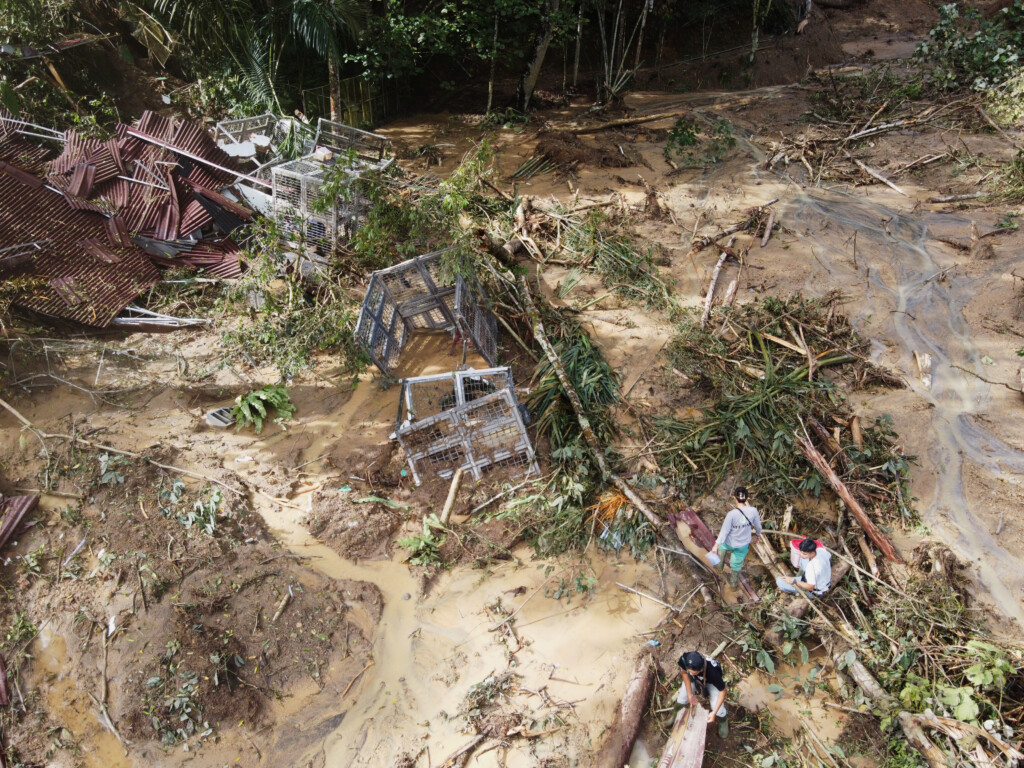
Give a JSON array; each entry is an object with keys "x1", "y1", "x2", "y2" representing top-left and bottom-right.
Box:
[
  {"x1": 395, "y1": 368, "x2": 537, "y2": 484},
  {"x1": 270, "y1": 156, "x2": 370, "y2": 258},
  {"x1": 314, "y1": 118, "x2": 393, "y2": 170},
  {"x1": 355, "y1": 250, "x2": 499, "y2": 374}
]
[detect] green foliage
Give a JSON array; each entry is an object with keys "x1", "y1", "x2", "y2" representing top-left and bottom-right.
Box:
[
  {"x1": 232, "y1": 385, "x2": 296, "y2": 433},
  {"x1": 916, "y1": 2, "x2": 1024, "y2": 92},
  {"x1": 527, "y1": 318, "x2": 620, "y2": 454},
  {"x1": 3, "y1": 611, "x2": 36, "y2": 648},
  {"x1": 557, "y1": 208, "x2": 672, "y2": 310},
  {"x1": 97, "y1": 452, "x2": 127, "y2": 485},
  {"x1": 880, "y1": 736, "x2": 929, "y2": 768},
  {"x1": 177, "y1": 489, "x2": 222, "y2": 535},
  {"x1": 398, "y1": 514, "x2": 446, "y2": 566},
  {"x1": 999, "y1": 150, "x2": 1024, "y2": 201},
  {"x1": 221, "y1": 220, "x2": 368, "y2": 379},
  {"x1": 664, "y1": 117, "x2": 736, "y2": 167},
  {"x1": 653, "y1": 295, "x2": 912, "y2": 513},
  {"x1": 989, "y1": 69, "x2": 1024, "y2": 125}
]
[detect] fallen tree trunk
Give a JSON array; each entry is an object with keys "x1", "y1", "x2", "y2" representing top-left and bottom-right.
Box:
[
  {"x1": 594, "y1": 651, "x2": 657, "y2": 768},
  {"x1": 671, "y1": 507, "x2": 759, "y2": 603},
  {"x1": 573, "y1": 109, "x2": 685, "y2": 134},
  {"x1": 520, "y1": 277, "x2": 665, "y2": 532},
  {"x1": 796, "y1": 431, "x2": 902, "y2": 562}
]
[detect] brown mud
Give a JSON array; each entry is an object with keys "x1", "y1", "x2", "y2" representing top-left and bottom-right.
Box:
[{"x1": 3, "y1": 0, "x2": 1024, "y2": 764}]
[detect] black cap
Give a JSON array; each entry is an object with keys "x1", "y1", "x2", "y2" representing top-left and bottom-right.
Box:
[{"x1": 679, "y1": 651, "x2": 705, "y2": 671}]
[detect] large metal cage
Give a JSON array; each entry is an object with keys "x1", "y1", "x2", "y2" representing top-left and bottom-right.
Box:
[
  {"x1": 395, "y1": 368, "x2": 537, "y2": 484},
  {"x1": 355, "y1": 250, "x2": 499, "y2": 374},
  {"x1": 313, "y1": 118, "x2": 393, "y2": 171},
  {"x1": 270, "y1": 157, "x2": 372, "y2": 257}
]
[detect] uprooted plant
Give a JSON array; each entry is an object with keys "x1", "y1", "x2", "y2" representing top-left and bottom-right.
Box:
[
  {"x1": 651, "y1": 292, "x2": 908, "y2": 512},
  {"x1": 232, "y1": 384, "x2": 296, "y2": 434}
]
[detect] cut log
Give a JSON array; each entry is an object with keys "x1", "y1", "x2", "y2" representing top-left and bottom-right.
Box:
[
  {"x1": 657, "y1": 703, "x2": 709, "y2": 768},
  {"x1": 796, "y1": 431, "x2": 902, "y2": 562},
  {"x1": 594, "y1": 651, "x2": 657, "y2": 768},
  {"x1": 672, "y1": 507, "x2": 760, "y2": 603}
]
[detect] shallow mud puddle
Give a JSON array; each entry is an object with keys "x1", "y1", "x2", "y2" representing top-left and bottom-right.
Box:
[{"x1": 26, "y1": 626, "x2": 127, "y2": 767}]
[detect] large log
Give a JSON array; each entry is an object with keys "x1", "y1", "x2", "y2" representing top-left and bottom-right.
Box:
[
  {"x1": 764, "y1": 558, "x2": 852, "y2": 647},
  {"x1": 671, "y1": 507, "x2": 760, "y2": 603},
  {"x1": 594, "y1": 651, "x2": 657, "y2": 768},
  {"x1": 796, "y1": 432, "x2": 902, "y2": 562}
]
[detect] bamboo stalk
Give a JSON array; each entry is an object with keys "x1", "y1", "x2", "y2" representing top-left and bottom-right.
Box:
[{"x1": 520, "y1": 277, "x2": 665, "y2": 532}]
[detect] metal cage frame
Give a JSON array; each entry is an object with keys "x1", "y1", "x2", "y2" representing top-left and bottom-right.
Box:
[
  {"x1": 394, "y1": 368, "x2": 537, "y2": 484},
  {"x1": 354, "y1": 249, "x2": 498, "y2": 374}
]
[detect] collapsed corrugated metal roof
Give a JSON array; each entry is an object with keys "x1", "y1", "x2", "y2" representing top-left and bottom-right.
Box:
[
  {"x1": 0, "y1": 160, "x2": 161, "y2": 326},
  {"x1": 0, "y1": 108, "x2": 258, "y2": 326}
]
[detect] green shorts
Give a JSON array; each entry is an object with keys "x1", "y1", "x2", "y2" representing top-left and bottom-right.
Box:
[{"x1": 718, "y1": 543, "x2": 750, "y2": 572}]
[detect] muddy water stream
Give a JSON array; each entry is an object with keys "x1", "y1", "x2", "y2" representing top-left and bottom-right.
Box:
[
  {"x1": 254, "y1": 488, "x2": 669, "y2": 766},
  {"x1": 225, "y1": 335, "x2": 671, "y2": 765},
  {"x1": 785, "y1": 189, "x2": 1024, "y2": 622}
]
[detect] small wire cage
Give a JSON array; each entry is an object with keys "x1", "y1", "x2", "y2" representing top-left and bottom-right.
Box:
[
  {"x1": 395, "y1": 368, "x2": 537, "y2": 484},
  {"x1": 355, "y1": 250, "x2": 498, "y2": 374}
]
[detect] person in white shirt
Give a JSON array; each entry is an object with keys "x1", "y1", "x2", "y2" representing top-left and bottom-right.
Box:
[
  {"x1": 711, "y1": 487, "x2": 763, "y2": 589},
  {"x1": 777, "y1": 538, "x2": 832, "y2": 596}
]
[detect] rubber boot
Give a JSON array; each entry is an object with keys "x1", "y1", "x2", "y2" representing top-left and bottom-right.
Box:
[
  {"x1": 718, "y1": 716, "x2": 729, "y2": 738},
  {"x1": 727, "y1": 570, "x2": 740, "y2": 589}
]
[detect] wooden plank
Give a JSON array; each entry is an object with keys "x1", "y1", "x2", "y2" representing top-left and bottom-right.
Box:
[{"x1": 658, "y1": 703, "x2": 709, "y2": 768}]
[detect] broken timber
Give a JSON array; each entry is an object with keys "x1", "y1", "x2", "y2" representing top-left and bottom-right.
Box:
[
  {"x1": 594, "y1": 651, "x2": 657, "y2": 768},
  {"x1": 796, "y1": 430, "x2": 902, "y2": 562},
  {"x1": 657, "y1": 703, "x2": 709, "y2": 768},
  {"x1": 671, "y1": 506, "x2": 760, "y2": 603},
  {"x1": 520, "y1": 277, "x2": 665, "y2": 532}
]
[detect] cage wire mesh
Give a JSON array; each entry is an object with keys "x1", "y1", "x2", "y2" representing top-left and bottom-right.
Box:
[
  {"x1": 395, "y1": 368, "x2": 537, "y2": 484},
  {"x1": 355, "y1": 250, "x2": 499, "y2": 374}
]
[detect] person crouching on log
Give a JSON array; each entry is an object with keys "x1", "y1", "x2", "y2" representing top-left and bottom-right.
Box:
[
  {"x1": 777, "y1": 538, "x2": 832, "y2": 596},
  {"x1": 675, "y1": 651, "x2": 729, "y2": 737},
  {"x1": 711, "y1": 487, "x2": 762, "y2": 589}
]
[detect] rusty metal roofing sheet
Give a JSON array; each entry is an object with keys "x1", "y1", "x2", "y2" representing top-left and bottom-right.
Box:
[
  {"x1": 50, "y1": 130, "x2": 100, "y2": 175},
  {"x1": 179, "y1": 198, "x2": 213, "y2": 234},
  {"x1": 0, "y1": 170, "x2": 159, "y2": 326},
  {"x1": 78, "y1": 237, "x2": 122, "y2": 263},
  {"x1": 0, "y1": 134, "x2": 51, "y2": 173},
  {"x1": 0, "y1": 160, "x2": 44, "y2": 189},
  {"x1": 68, "y1": 162, "x2": 96, "y2": 197},
  {"x1": 104, "y1": 216, "x2": 131, "y2": 248}
]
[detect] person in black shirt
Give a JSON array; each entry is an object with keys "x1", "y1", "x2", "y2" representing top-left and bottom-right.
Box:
[{"x1": 675, "y1": 651, "x2": 729, "y2": 737}]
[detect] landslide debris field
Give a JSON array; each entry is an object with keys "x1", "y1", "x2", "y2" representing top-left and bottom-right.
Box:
[{"x1": 2, "y1": 2, "x2": 1024, "y2": 768}]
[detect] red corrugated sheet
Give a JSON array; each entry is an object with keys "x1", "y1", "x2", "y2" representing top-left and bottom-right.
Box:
[
  {"x1": 0, "y1": 171, "x2": 160, "y2": 326},
  {"x1": 0, "y1": 111, "x2": 252, "y2": 328},
  {"x1": 0, "y1": 494, "x2": 39, "y2": 554},
  {"x1": 68, "y1": 162, "x2": 96, "y2": 197}
]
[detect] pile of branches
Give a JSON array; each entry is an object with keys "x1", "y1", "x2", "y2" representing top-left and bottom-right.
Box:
[
  {"x1": 755, "y1": 66, "x2": 992, "y2": 190},
  {"x1": 649, "y1": 292, "x2": 907, "y2": 512},
  {"x1": 489, "y1": 195, "x2": 673, "y2": 310}
]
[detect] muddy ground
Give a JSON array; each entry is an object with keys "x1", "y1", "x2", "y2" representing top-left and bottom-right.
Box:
[{"x1": 2, "y1": 0, "x2": 1024, "y2": 764}]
